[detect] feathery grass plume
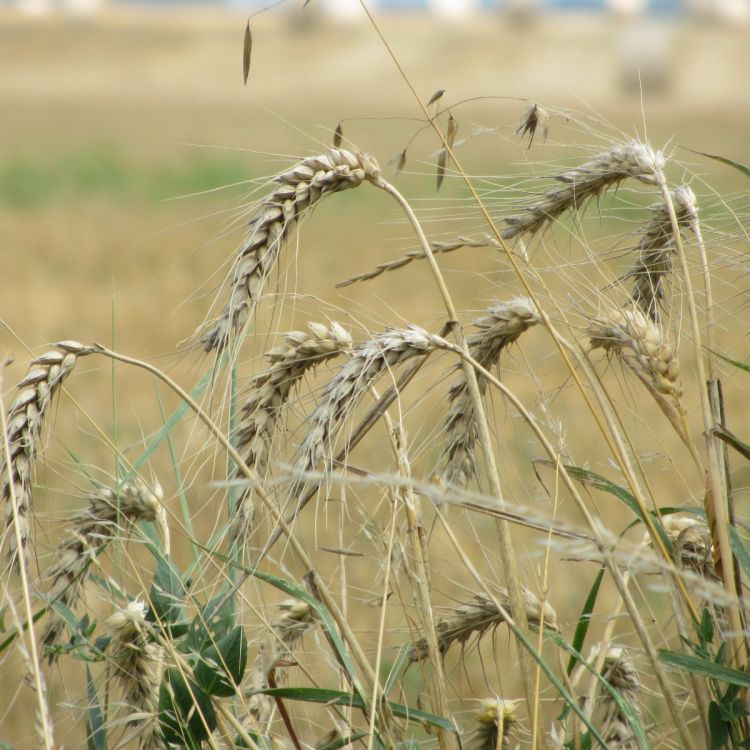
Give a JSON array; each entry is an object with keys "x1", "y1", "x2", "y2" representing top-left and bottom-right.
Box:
[
  {"x1": 474, "y1": 698, "x2": 519, "y2": 750},
  {"x1": 294, "y1": 326, "x2": 438, "y2": 492},
  {"x1": 408, "y1": 587, "x2": 557, "y2": 663},
  {"x1": 245, "y1": 598, "x2": 317, "y2": 730},
  {"x1": 107, "y1": 600, "x2": 164, "y2": 750},
  {"x1": 502, "y1": 141, "x2": 665, "y2": 240},
  {"x1": 2, "y1": 341, "x2": 93, "y2": 569},
  {"x1": 629, "y1": 185, "x2": 696, "y2": 320},
  {"x1": 41, "y1": 481, "x2": 164, "y2": 659},
  {"x1": 201, "y1": 149, "x2": 380, "y2": 352},
  {"x1": 571, "y1": 646, "x2": 642, "y2": 750},
  {"x1": 588, "y1": 307, "x2": 681, "y2": 400},
  {"x1": 441, "y1": 298, "x2": 540, "y2": 486},
  {"x1": 230, "y1": 322, "x2": 352, "y2": 546},
  {"x1": 336, "y1": 234, "x2": 499, "y2": 288}
]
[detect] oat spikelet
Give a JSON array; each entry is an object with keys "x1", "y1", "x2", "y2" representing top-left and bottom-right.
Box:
[
  {"x1": 244, "y1": 598, "x2": 317, "y2": 730},
  {"x1": 502, "y1": 141, "x2": 665, "y2": 240},
  {"x1": 588, "y1": 307, "x2": 681, "y2": 400},
  {"x1": 573, "y1": 646, "x2": 642, "y2": 750},
  {"x1": 408, "y1": 588, "x2": 557, "y2": 662},
  {"x1": 107, "y1": 600, "x2": 164, "y2": 750},
  {"x1": 42, "y1": 481, "x2": 164, "y2": 659},
  {"x1": 230, "y1": 322, "x2": 352, "y2": 545},
  {"x1": 474, "y1": 698, "x2": 519, "y2": 750},
  {"x1": 2, "y1": 341, "x2": 93, "y2": 569},
  {"x1": 201, "y1": 149, "x2": 380, "y2": 352},
  {"x1": 441, "y1": 298, "x2": 540, "y2": 486},
  {"x1": 629, "y1": 185, "x2": 696, "y2": 320},
  {"x1": 294, "y1": 326, "x2": 438, "y2": 491}
]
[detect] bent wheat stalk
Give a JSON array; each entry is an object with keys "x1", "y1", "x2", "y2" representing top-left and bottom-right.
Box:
[{"x1": 202, "y1": 149, "x2": 380, "y2": 352}]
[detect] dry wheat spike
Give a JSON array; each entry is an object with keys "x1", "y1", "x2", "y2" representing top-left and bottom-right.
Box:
[
  {"x1": 41, "y1": 481, "x2": 164, "y2": 660},
  {"x1": 107, "y1": 600, "x2": 164, "y2": 750},
  {"x1": 230, "y1": 322, "x2": 352, "y2": 546},
  {"x1": 502, "y1": 141, "x2": 665, "y2": 240},
  {"x1": 628, "y1": 185, "x2": 696, "y2": 320},
  {"x1": 441, "y1": 298, "x2": 540, "y2": 486},
  {"x1": 474, "y1": 698, "x2": 519, "y2": 750},
  {"x1": 202, "y1": 149, "x2": 380, "y2": 352},
  {"x1": 2, "y1": 341, "x2": 93, "y2": 569}
]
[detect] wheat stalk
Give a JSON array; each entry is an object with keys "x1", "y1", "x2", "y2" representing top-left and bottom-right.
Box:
[
  {"x1": 408, "y1": 588, "x2": 558, "y2": 663},
  {"x1": 628, "y1": 185, "x2": 696, "y2": 320},
  {"x1": 230, "y1": 322, "x2": 352, "y2": 547},
  {"x1": 502, "y1": 141, "x2": 665, "y2": 240},
  {"x1": 41, "y1": 480, "x2": 164, "y2": 659},
  {"x1": 2, "y1": 341, "x2": 93, "y2": 568},
  {"x1": 441, "y1": 298, "x2": 540, "y2": 486},
  {"x1": 201, "y1": 149, "x2": 380, "y2": 352},
  {"x1": 107, "y1": 600, "x2": 164, "y2": 750}
]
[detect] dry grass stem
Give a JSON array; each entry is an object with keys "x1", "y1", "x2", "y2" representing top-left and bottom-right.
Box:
[
  {"x1": 474, "y1": 698, "x2": 519, "y2": 750},
  {"x1": 41, "y1": 480, "x2": 164, "y2": 659},
  {"x1": 230, "y1": 322, "x2": 352, "y2": 546},
  {"x1": 441, "y1": 298, "x2": 540, "y2": 486},
  {"x1": 201, "y1": 149, "x2": 380, "y2": 352},
  {"x1": 107, "y1": 600, "x2": 164, "y2": 750},
  {"x1": 502, "y1": 141, "x2": 665, "y2": 240},
  {"x1": 2, "y1": 341, "x2": 93, "y2": 568},
  {"x1": 408, "y1": 588, "x2": 558, "y2": 663},
  {"x1": 628, "y1": 185, "x2": 696, "y2": 320}
]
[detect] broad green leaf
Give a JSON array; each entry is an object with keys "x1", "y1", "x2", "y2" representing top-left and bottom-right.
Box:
[
  {"x1": 186, "y1": 592, "x2": 235, "y2": 653},
  {"x1": 159, "y1": 668, "x2": 217, "y2": 747},
  {"x1": 194, "y1": 625, "x2": 248, "y2": 697},
  {"x1": 148, "y1": 557, "x2": 187, "y2": 635},
  {"x1": 660, "y1": 650, "x2": 750, "y2": 688}
]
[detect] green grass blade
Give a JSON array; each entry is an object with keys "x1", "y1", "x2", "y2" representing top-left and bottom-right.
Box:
[
  {"x1": 85, "y1": 665, "x2": 108, "y2": 750},
  {"x1": 660, "y1": 650, "x2": 750, "y2": 688},
  {"x1": 567, "y1": 565, "x2": 605, "y2": 676},
  {"x1": 682, "y1": 147, "x2": 750, "y2": 179}
]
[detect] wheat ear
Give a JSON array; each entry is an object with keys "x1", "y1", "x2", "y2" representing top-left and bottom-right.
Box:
[
  {"x1": 293, "y1": 326, "x2": 438, "y2": 492},
  {"x1": 474, "y1": 698, "x2": 519, "y2": 750},
  {"x1": 441, "y1": 298, "x2": 540, "y2": 486},
  {"x1": 244, "y1": 598, "x2": 317, "y2": 731},
  {"x1": 2, "y1": 341, "x2": 93, "y2": 569},
  {"x1": 230, "y1": 322, "x2": 352, "y2": 547},
  {"x1": 628, "y1": 185, "x2": 696, "y2": 320},
  {"x1": 201, "y1": 149, "x2": 380, "y2": 352},
  {"x1": 107, "y1": 600, "x2": 164, "y2": 750},
  {"x1": 408, "y1": 588, "x2": 558, "y2": 663},
  {"x1": 502, "y1": 141, "x2": 665, "y2": 240},
  {"x1": 41, "y1": 480, "x2": 164, "y2": 660}
]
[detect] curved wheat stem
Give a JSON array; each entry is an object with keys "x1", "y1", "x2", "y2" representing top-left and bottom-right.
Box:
[
  {"x1": 2, "y1": 341, "x2": 93, "y2": 568},
  {"x1": 441, "y1": 298, "x2": 540, "y2": 486},
  {"x1": 502, "y1": 141, "x2": 665, "y2": 240},
  {"x1": 201, "y1": 149, "x2": 380, "y2": 352},
  {"x1": 41, "y1": 480, "x2": 164, "y2": 659},
  {"x1": 230, "y1": 322, "x2": 352, "y2": 546}
]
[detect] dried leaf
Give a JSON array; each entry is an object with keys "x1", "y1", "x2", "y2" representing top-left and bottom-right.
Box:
[
  {"x1": 436, "y1": 149, "x2": 447, "y2": 192},
  {"x1": 243, "y1": 21, "x2": 252, "y2": 85},
  {"x1": 395, "y1": 149, "x2": 407, "y2": 176},
  {"x1": 446, "y1": 114, "x2": 458, "y2": 151},
  {"x1": 333, "y1": 122, "x2": 343, "y2": 147},
  {"x1": 427, "y1": 88, "x2": 446, "y2": 107}
]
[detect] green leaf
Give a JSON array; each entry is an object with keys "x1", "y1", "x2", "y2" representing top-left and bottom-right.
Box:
[
  {"x1": 186, "y1": 592, "x2": 235, "y2": 653},
  {"x1": 713, "y1": 350, "x2": 750, "y2": 374},
  {"x1": 713, "y1": 425, "x2": 750, "y2": 462},
  {"x1": 256, "y1": 687, "x2": 455, "y2": 731},
  {"x1": 148, "y1": 557, "x2": 187, "y2": 636},
  {"x1": 194, "y1": 625, "x2": 248, "y2": 697},
  {"x1": 730, "y1": 527, "x2": 750, "y2": 582},
  {"x1": 708, "y1": 700, "x2": 729, "y2": 749},
  {"x1": 660, "y1": 650, "x2": 750, "y2": 688},
  {"x1": 682, "y1": 147, "x2": 750, "y2": 180},
  {"x1": 567, "y1": 566, "x2": 605, "y2": 676},
  {"x1": 85, "y1": 665, "x2": 107, "y2": 750},
  {"x1": 159, "y1": 668, "x2": 217, "y2": 747},
  {"x1": 317, "y1": 732, "x2": 368, "y2": 750}
]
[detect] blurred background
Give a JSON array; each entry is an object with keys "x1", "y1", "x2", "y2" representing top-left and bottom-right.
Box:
[{"x1": 2, "y1": 0, "x2": 750, "y2": 746}]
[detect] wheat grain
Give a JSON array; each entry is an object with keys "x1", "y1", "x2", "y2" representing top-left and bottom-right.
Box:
[
  {"x1": 408, "y1": 587, "x2": 557, "y2": 662},
  {"x1": 502, "y1": 141, "x2": 665, "y2": 240},
  {"x1": 230, "y1": 322, "x2": 352, "y2": 547},
  {"x1": 41, "y1": 480, "x2": 163, "y2": 660},
  {"x1": 107, "y1": 600, "x2": 164, "y2": 750},
  {"x1": 441, "y1": 298, "x2": 540, "y2": 486},
  {"x1": 201, "y1": 149, "x2": 380, "y2": 352},
  {"x1": 2, "y1": 341, "x2": 93, "y2": 569}
]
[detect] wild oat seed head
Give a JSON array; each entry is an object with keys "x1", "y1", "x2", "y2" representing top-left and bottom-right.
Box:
[
  {"x1": 2, "y1": 341, "x2": 92, "y2": 569},
  {"x1": 658, "y1": 514, "x2": 713, "y2": 576},
  {"x1": 202, "y1": 149, "x2": 380, "y2": 352}
]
